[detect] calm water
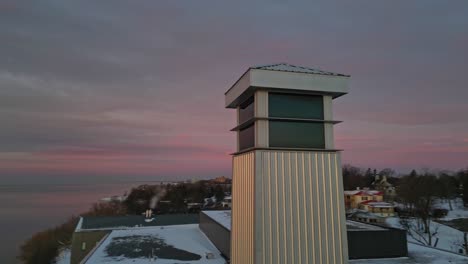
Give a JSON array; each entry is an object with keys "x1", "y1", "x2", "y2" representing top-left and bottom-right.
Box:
[{"x1": 0, "y1": 181, "x2": 157, "y2": 263}]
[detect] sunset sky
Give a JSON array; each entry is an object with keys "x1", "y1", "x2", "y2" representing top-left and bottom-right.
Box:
[{"x1": 1, "y1": 0, "x2": 467, "y2": 184}]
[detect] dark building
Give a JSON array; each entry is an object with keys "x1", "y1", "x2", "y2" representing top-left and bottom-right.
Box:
[{"x1": 199, "y1": 210, "x2": 408, "y2": 261}]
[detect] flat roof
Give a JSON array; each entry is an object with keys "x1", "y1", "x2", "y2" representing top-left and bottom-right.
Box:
[
  {"x1": 202, "y1": 210, "x2": 387, "y2": 232},
  {"x1": 346, "y1": 220, "x2": 387, "y2": 231},
  {"x1": 85, "y1": 224, "x2": 225, "y2": 264},
  {"x1": 202, "y1": 210, "x2": 231, "y2": 230},
  {"x1": 77, "y1": 214, "x2": 199, "y2": 231},
  {"x1": 349, "y1": 242, "x2": 468, "y2": 264}
]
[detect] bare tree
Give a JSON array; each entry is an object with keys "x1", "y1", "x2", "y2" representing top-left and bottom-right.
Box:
[
  {"x1": 400, "y1": 217, "x2": 439, "y2": 246},
  {"x1": 438, "y1": 173, "x2": 458, "y2": 211},
  {"x1": 398, "y1": 172, "x2": 440, "y2": 246},
  {"x1": 451, "y1": 232, "x2": 468, "y2": 255}
]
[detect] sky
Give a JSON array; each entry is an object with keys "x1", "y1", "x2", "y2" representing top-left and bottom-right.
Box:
[{"x1": 1, "y1": 0, "x2": 468, "y2": 184}]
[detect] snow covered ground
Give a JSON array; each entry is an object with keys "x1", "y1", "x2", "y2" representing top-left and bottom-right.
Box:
[
  {"x1": 85, "y1": 224, "x2": 225, "y2": 264},
  {"x1": 386, "y1": 216, "x2": 467, "y2": 253},
  {"x1": 386, "y1": 198, "x2": 468, "y2": 254},
  {"x1": 435, "y1": 198, "x2": 468, "y2": 220},
  {"x1": 54, "y1": 248, "x2": 71, "y2": 264},
  {"x1": 350, "y1": 242, "x2": 468, "y2": 264}
]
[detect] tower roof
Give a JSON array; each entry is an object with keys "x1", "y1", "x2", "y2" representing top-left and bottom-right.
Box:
[
  {"x1": 252, "y1": 63, "x2": 349, "y2": 77},
  {"x1": 225, "y1": 63, "x2": 350, "y2": 108}
]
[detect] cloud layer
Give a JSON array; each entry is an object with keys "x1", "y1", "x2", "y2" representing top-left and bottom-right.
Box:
[{"x1": 1, "y1": 0, "x2": 467, "y2": 183}]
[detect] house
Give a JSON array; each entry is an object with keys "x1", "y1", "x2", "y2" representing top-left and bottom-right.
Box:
[
  {"x1": 221, "y1": 196, "x2": 231, "y2": 208},
  {"x1": 347, "y1": 209, "x2": 386, "y2": 224},
  {"x1": 359, "y1": 200, "x2": 396, "y2": 217},
  {"x1": 210, "y1": 176, "x2": 232, "y2": 184},
  {"x1": 372, "y1": 174, "x2": 396, "y2": 197},
  {"x1": 344, "y1": 188, "x2": 384, "y2": 209}
]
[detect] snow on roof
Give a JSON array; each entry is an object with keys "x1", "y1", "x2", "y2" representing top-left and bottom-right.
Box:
[
  {"x1": 77, "y1": 214, "x2": 199, "y2": 231},
  {"x1": 85, "y1": 224, "x2": 225, "y2": 264},
  {"x1": 203, "y1": 210, "x2": 388, "y2": 232},
  {"x1": 347, "y1": 210, "x2": 385, "y2": 220},
  {"x1": 350, "y1": 242, "x2": 468, "y2": 264},
  {"x1": 344, "y1": 190, "x2": 383, "y2": 196},
  {"x1": 346, "y1": 220, "x2": 387, "y2": 231},
  {"x1": 362, "y1": 201, "x2": 394, "y2": 208},
  {"x1": 202, "y1": 210, "x2": 231, "y2": 230},
  {"x1": 344, "y1": 190, "x2": 362, "y2": 195},
  {"x1": 252, "y1": 63, "x2": 349, "y2": 77}
]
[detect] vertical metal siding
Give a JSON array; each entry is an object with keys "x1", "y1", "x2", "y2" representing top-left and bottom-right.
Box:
[
  {"x1": 253, "y1": 150, "x2": 348, "y2": 264},
  {"x1": 231, "y1": 151, "x2": 255, "y2": 264}
]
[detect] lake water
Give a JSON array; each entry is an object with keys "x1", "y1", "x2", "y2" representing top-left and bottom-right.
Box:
[{"x1": 0, "y1": 181, "x2": 157, "y2": 263}]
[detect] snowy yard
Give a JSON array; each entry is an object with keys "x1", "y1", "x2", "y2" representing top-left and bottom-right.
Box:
[
  {"x1": 54, "y1": 248, "x2": 71, "y2": 264},
  {"x1": 386, "y1": 198, "x2": 468, "y2": 254},
  {"x1": 435, "y1": 198, "x2": 468, "y2": 220}
]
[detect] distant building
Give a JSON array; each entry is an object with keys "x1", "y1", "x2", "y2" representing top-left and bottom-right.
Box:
[
  {"x1": 221, "y1": 196, "x2": 231, "y2": 208},
  {"x1": 372, "y1": 174, "x2": 396, "y2": 197},
  {"x1": 210, "y1": 176, "x2": 232, "y2": 184},
  {"x1": 359, "y1": 201, "x2": 396, "y2": 217},
  {"x1": 347, "y1": 209, "x2": 386, "y2": 224},
  {"x1": 344, "y1": 189, "x2": 384, "y2": 209}
]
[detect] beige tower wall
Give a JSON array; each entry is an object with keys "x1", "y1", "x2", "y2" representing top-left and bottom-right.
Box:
[
  {"x1": 231, "y1": 150, "x2": 348, "y2": 264},
  {"x1": 231, "y1": 151, "x2": 255, "y2": 264}
]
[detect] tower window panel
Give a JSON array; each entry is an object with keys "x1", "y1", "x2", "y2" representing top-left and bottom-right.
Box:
[
  {"x1": 238, "y1": 96, "x2": 254, "y2": 124},
  {"x1": 239, "y1": 124, "x2": 255, "y2": 150},
  {"x1": 269, "y1": 121, "x2": 325, "y2": 149},
  {"x1": 269, "y1": 93, "x2": 323, "y2": 119}
]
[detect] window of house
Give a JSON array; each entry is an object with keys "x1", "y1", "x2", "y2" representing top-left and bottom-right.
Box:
[
  {"x1": 239, "y1": 124, "x2": 255, "y2": 150},
  {"x1": 362, "y1": 196, "x2": 368, "y2": 201},
  {"x1": 81, "y1": 242, "x2": 87, "y2": 251}
]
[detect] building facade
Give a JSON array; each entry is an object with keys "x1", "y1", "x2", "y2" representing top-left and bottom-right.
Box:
[
  {"x1": 359, "y1": 201, "x2": 395, "y2": 217},
  {"x1": 226, "y1": 63, "x2": 350, "y2": 264},
  {"x1": 344, "y1": 189, "x2": 384, "y2": 210}
]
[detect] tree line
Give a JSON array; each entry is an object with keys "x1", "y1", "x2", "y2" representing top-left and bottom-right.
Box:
[{"x1": 18, "y1": 180, "x2": 228, "y2": 264}]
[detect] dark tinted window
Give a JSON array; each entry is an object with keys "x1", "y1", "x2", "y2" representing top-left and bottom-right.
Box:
[
  {"x1": 269, "y1": 93, "x2": 323, "y2": 119},
  {"x1": 238, "y1": 96, "x2": 254, "y2": 124},
  {"x1": 269, "y1": 121, "x2": 324, "y2": 148},
  {"x1": 239, "y1": 124, "x2": 255, "y2": 150}
]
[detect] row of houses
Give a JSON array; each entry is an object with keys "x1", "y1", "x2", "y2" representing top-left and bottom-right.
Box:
[{"x1": 344, "y1": 187, "x2": 396, "y2": 224}]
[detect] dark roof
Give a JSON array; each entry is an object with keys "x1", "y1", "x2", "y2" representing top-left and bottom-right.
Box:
[
  {"x1": 80, "y1": 214, "x2": 199, "y2": 230},
  {"x1": 252, "y1": 63, "x2": 350, "y2": 77}
]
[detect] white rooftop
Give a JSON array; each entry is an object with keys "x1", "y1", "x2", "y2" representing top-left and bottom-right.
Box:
[
  {"x1": 350, "y1": 242, "x2": 468, "y2": 264},
  {"x1": 202, "y1": 210, "x2": 231, "y2": 230},
  {"x1": 84, "y1": 224, "x2": 225, "y2": 264},
  {"x1": 344, "y1": 190, "x2": 383, "y2": 196},
  {"x1": 365, "y1": 202, "x2": 394, "y2": 208},
  {"x1": 346, "y1": 220, "x2": 387, "y2": 231}
]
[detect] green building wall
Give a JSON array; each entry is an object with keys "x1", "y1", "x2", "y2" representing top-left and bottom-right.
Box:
[{"x1": 70, "y1": 230, "x2": 109, "y2": 264}]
